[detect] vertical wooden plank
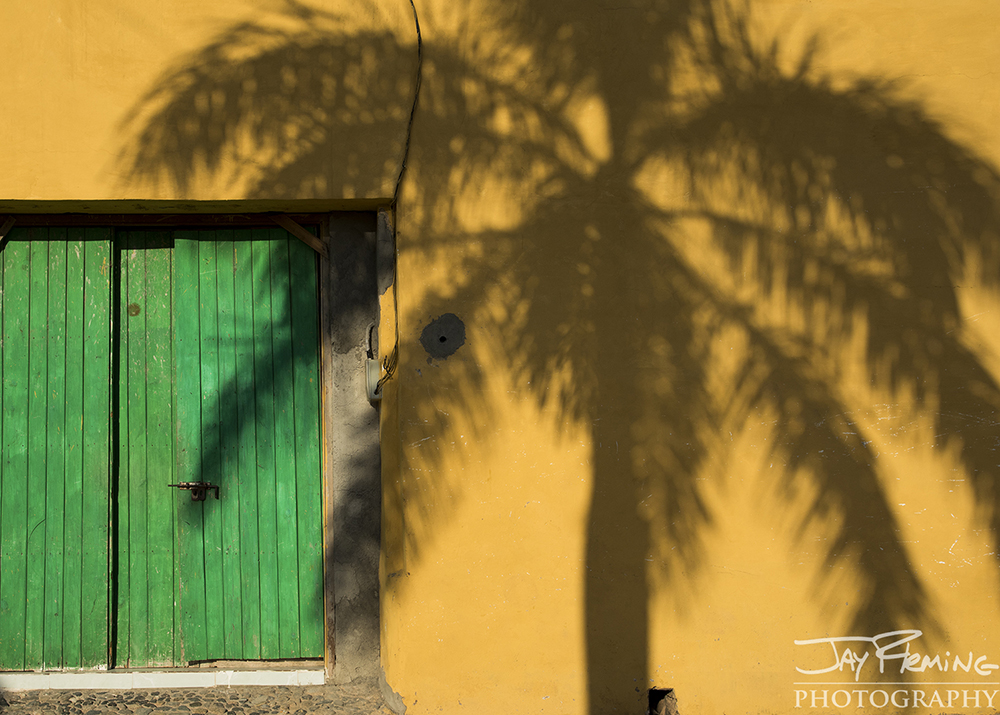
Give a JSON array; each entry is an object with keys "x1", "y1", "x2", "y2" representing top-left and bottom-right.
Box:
[
  {"x1": 270, "y1": 232, "x2": 301, "y2": 657},
  {"x1": 115, "y1": 232, "x2": 131, "y2": 666},
  {"x1": 145, "y1": 234, "x2": 176, "y2": 665},
  {"x1": 0, "y1": 232, "x2": 3, "y2": 662},
  {"x1": 43, "y1": 233, "x2": 68, "y2": 668},
  {"x1": 288, "y1": 234, "x2": 324, "y2": 657},
  {"x1": 168, "y1": 236, "x2": 183, "y2": 668},
  {"x1": 114, "y1": 231, "x2": 129, "y2": 666},
  {"x1": 0, "y1": 233, "x2": 29, "y2": 670},
  {"x1": 251, "y1": 231, "x2": 280, "y2": 659},
  {"x1": 62, "y1": 230, "x2": 86, "y2": 667},
  {"x1": 214, "y1": 231, "x2": 244, "y2": 658},
  {"x1": 80, "y1": 230, "x2": 111, "y2": 668},
  {"x1": 319, "y1": 221, "x2": 337, "y2": 678},
  {"x1": 0, "y1": 227, "x2": 3, "y2": 663},
  {"x1": 198, "y1": 235, "x2": 226, "y2": 659},
  {"x1": 234, "y1": 236, "x2": 262, "y2": 659},
  {"x1": 117, "y1": 230, "x2": 178, "y2": 667},
  {"x1": 174, "y1": 232, "x2": 207, "y2": 663},
  {"x1": 25, "y1": 233, "x2": 49, "y2": 668},
  {"x1": 127, "y1": 232, "x2": 150, "y2": 666}
]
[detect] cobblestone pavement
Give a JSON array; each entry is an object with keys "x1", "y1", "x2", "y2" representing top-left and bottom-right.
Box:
[{"x1": 0, "y1": 681, "x2": 392, "y2": 715}]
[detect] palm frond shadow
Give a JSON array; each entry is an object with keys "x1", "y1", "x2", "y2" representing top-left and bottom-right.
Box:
[
  {"x1": 116, "y1": 2, "x2": 414, "y2": 198},
  {"x1": 118, "y1": 0, "x2": 1000, "y2": 708}
]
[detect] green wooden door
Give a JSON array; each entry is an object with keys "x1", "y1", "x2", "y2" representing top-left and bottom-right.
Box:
[
  {"x1": 115, "y1": 228, "x2": 324, "y2": 667},
  {"x1": 0, "y1": 228, "x2": 113, "y2": 670},
  {"x1": 1, "y1": 226, "x2": 323, "y2": 671}
]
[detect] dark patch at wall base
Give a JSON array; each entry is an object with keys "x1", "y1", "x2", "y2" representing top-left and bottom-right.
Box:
[
  {"x1": 420, "y1": 313, "x2": 466, "y2": 361},
  {"x1": 649, "y1": 689, "x2": 678, "y2": 715}
]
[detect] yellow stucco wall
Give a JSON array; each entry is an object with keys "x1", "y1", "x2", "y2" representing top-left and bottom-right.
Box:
[{"x1": 4, "y1": 1, "x2": 1000, "y2": 713}]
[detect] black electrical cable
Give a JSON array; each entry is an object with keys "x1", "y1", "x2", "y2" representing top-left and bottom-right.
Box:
[
  {"x1": 378, "y1": 0, "x2": 421, "y2": 395},
  {"x1": 393, "y1": 0, "x2": 422, "y2": 208}
]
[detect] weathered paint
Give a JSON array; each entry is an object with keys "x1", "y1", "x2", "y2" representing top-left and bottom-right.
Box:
[{"x1": 2, "y1": 1, "x2": 1000, "y2": 714}]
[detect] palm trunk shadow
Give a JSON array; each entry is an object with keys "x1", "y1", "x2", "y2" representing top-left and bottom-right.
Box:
[{"x1": 585, "y1": 432, "x2": 650, "y2": 715}]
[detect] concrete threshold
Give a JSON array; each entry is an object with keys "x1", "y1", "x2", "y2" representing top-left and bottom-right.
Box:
[{"x1": 0, "y1": 668, "x2": 325, "y2": 691}]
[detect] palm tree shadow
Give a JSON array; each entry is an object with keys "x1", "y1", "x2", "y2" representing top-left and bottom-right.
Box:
[{"x1": 117, "y1": 0, "x2": 1000, "y2": 710}]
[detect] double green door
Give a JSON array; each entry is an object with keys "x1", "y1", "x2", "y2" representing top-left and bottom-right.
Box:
[{"x1": 0, "y1": 227, "x2": 324, "y2": 670}]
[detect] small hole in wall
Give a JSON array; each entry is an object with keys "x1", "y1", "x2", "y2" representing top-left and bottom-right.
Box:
[
  {"x1": 420, "y1": 313, "x2": 466, "y2": 360},
  {"x1": 648, "y1": 688, "x2": 678, "y2": 715}
]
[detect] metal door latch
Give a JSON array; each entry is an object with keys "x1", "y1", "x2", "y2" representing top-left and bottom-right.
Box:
[{"x1": 168, "y1": 482, "x2": 220, "y2": 501}]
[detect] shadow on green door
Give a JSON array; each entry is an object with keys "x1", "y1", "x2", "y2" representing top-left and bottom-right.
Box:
[{"x1": 113, "y1": 228, "x2": 324, "y2": 668}]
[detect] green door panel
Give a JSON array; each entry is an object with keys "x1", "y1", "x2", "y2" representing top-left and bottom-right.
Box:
[
  {"x1": 0, "y1": 228, "x2": 112, "y2": 671},
  {"x1": 118, "y1": 228, "x2": 323, "y2": 666},
  {"x1": 2, "y1": 225, "x2": 322, "y2": 672},
  {"x1": 173, "y1": 229, "x2": 323, "y2": 662}
]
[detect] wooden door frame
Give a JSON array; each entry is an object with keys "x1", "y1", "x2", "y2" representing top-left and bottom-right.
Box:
[{"x1": 1, "y1": 210, "x2": 386, "y2": 682}]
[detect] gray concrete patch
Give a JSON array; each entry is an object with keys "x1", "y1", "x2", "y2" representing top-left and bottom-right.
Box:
[
  {"x1": 326, "y1": 216, "x2": 382, "y2": 684},
  {"x1": 377, "y1": 670, "x2": 406, "y2": 715}
]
